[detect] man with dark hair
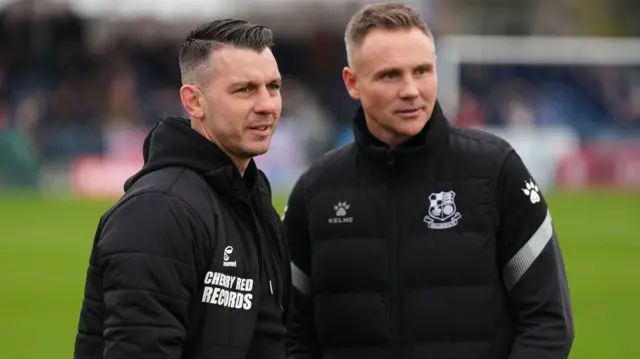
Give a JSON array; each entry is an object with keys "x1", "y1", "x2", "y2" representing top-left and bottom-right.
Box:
[
  {"x1": 284, "y1": 2, "x2": 573, "y2": 359},
  {"x1": 73, "y1": 19, "x2": 290, "y2": 359}
]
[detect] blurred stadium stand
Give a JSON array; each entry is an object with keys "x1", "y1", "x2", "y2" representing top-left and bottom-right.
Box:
[{"x1": 0, "y1": 0, "x2": 639, "y2": 196}]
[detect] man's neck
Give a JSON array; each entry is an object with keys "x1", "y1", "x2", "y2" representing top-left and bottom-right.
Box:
[
  {"x1": 192, "y1": 120, "x2": 250, "y2": 176},
  {"x1": 234, "y1": 160, "x2": 249, "y2": 177},
  {"x1": 364, "y1": 115, "x2": 409, "y2": 148},
  {"x1": 215, "y1": 147, "x2": 251, "y2": 177}
]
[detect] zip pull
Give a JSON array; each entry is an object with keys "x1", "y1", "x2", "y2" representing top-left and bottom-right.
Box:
[{"x1": 269, "y1": 280, "x2": 274, "y2": 295}]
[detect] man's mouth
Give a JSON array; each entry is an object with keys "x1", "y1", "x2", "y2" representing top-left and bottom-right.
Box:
[
  {"x1": 395, "y1": 107, "x2": 425, "y2": 117},
  {"x1": 247, "y1": 124, "x2": 272, "y2": 136}
]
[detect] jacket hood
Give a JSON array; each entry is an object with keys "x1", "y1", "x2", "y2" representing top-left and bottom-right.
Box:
[{"x1": 124, "y1": 116, "x2": 259, "y2": 191}]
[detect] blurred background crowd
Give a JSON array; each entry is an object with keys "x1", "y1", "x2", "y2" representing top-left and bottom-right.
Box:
[{"x1": 0, "y1": 0, "x2": 639, "y2": 194}]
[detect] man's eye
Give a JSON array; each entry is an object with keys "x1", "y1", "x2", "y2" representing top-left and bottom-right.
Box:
[
  {"x1": 268, "y1": 84, "x2": 281, "y2": 91},
  {"x1": 416, "y1": 66, "x2": 432, "y2": 75},
  {"x1": 237, "y1": 87, "x2": 250, "y2": 93}
]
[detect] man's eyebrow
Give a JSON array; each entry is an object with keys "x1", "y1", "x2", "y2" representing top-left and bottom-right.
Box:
[
  {"x1": 228, "y1": 80, "x2": 256, "y2": 89},
  {"x1": 375, "y1": 63, "x2": 433, "y2": 75},
  {"x1": 377, "y1": 67, "x2": 400, "y2": 73},
  {"x1": 230, "y1": 78, "x2": 281, "y2": 88},
  {"x1": 373, "y1": 67, "x2": 401, "y2": 77}
]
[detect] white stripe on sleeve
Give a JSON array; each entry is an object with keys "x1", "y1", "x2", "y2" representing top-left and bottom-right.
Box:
[
  {"x1": 291, "y1": 262, "x2": 311, "y2": 295},
  {"x1": 503, "y1": 210, "x2": 554, "y2": 291}
]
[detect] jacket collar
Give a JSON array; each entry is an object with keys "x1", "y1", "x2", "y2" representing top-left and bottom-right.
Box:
[{"x1": 353, "y1": 100, "x2": 449, "y2": 166}]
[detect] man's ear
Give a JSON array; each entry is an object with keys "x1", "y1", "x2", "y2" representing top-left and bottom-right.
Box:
[
  {"x1": 342, "y1": 66, "x2": 360, "y2": 100},
  {"x1": 179, "y1": 84, "x2": 205, "y2": 120}
]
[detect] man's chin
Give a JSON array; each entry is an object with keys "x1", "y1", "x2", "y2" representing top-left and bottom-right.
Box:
[
  {"x1": 394, "y1": 121, "x2": 428, "y2": 138},
  {"x1": 238, "y1": 143, "x2": 271, "y2": 159}
]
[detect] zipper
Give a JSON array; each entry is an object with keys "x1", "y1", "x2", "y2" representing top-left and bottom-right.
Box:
[
  {"x1": 247, "y1": 184, "x2": 283, "y2": 307},
  {"x1": 241, "y1": 187, "x2": 265, "y2": 276},
  {"x1": 236, "y1": 178, "x2": 270, "y2": 304},
  {"x1": 233, "y1": 169, "x2": 282, "y2": 309},
  {"x1": 386, "y1": 151, "x2": 401, "y2": 359}
]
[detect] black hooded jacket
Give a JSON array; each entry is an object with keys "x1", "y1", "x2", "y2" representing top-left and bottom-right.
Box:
[
  {"x1": 73, "y1": 117, "x2": 291, "y2": 359},
  {"x1": 284, "y1": 102, "x2": 573, "y2": 359}
]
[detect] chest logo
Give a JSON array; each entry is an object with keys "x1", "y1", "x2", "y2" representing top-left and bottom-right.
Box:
[
  {"x1": 223, "y1": 246, "x2": 237, "y2": 267},
  {"x1": 201, "y1": 271, "x2": 254, "y2": 310},
  {"x1": 424, "y1": 191, "x2": 462, "y2": 229},
  {"x1": 328, "y1": 201, "x2": 353, "y2": 224}
]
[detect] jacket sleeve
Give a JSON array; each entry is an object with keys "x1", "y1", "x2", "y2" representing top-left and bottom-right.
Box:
[
  {"x1": 283, "y1": 174, "x2": 322, "y2": 359},
  {"x1": 496, "y1": 151, "x2": 574, "y2": 359},
  {"x1": 98, "y1": 193, "x2": 201, "y2": 359}
]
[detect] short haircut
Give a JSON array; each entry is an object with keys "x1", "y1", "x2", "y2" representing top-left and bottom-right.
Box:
[
  {"x1": 179, "y1": 18, "x2": 274, "y2": 84},
  {"x1": 344, "y1": 2, "x2": 432, "y2": 66}
]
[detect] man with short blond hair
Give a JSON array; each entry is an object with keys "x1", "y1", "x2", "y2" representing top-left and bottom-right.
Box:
[
  {"x1": 284, "y1": 2, "x2": 574, "y2": 359},
  {"x1": 344, "y1": 1, "x2": 434, "y2": 67}
]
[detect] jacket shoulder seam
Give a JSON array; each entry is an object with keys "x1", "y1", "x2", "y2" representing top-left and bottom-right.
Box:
[
  {"x1": 107, "y1": 188, "x2": 210, "y2": 241},
  {"x1": 449, "y1": 126, "x2": 513, "y2": 152}
]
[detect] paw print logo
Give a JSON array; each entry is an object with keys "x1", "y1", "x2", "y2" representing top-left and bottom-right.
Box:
[
  {"x1": 522, "y1": 180, "x2": 541, "y2": 204},
  {"x1": 334, "y1": 202, "x2": 350, "y2": 217}
]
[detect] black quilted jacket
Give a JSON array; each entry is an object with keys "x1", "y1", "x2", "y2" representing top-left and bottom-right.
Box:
[
  {"x1": 73, "y1": 117, "x2": 291, "y2": 359},
  {"x1": 284, "y1": 102, "x2": 574, "y2": 359}
]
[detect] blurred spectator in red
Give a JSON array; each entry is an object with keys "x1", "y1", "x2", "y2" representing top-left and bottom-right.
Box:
[{"x1": 453, "y1": 90, "x2": 486, "y2": 128}]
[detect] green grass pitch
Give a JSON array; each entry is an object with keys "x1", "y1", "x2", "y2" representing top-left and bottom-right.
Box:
[{"x1": 0, "y1": 190, "x2": 638, "y2": 358}]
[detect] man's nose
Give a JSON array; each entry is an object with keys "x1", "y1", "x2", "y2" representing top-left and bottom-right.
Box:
[
  {"x1": 254, "y1": 88, "x2": 277, "y2": 114},
  {"x1": 399, "y1": 79, "x2": 420, "y2": 99}
]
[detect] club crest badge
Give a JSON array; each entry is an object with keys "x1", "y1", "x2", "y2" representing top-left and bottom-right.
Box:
[{"x1": 424, "y1": 191, "x2": 462, "y2": 229}]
